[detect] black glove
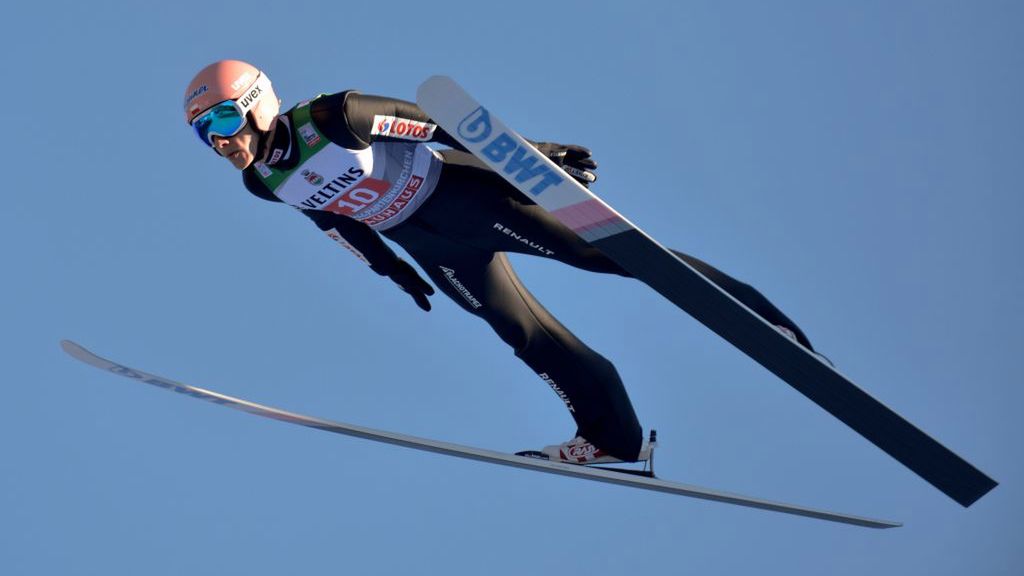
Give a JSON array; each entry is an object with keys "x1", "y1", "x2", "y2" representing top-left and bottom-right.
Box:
[
  {"x1": 535, "y1": 142, "x2": 598, "y2": 187},
  {"x1": 387, "y1": 259, "x2": 435, "y2": 312}
]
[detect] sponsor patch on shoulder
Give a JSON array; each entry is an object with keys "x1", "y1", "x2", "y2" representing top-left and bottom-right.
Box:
[
  {"x1": 298, "y1": 123, "x2": 321, "y2": 147},
  {"x1": 370, "y1": 115, "x2": 436, "y2": 141},
  {"x1": 254, "y1": 162, "x2": 273, "y2": 178}
]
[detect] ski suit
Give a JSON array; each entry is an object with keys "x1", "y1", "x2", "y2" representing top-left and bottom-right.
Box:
[{"x1": 241, "y1": 91, "x2": 813, "y2": 461}]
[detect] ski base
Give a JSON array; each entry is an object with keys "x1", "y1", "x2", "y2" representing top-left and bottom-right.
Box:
[{"x1": 61, "y1": 340, "x2": 899, "y2": 529}]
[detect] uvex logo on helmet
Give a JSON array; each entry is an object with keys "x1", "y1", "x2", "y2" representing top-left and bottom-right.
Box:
[{"x1": 230, "y1": 72, "x2": 254, "y2": 92}]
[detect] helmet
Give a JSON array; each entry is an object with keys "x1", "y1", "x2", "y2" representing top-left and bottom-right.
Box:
[{"x1": 183, "y1": 60, "x2": 279, "y2": 133}]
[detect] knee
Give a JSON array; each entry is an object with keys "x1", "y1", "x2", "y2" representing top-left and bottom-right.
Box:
[{"x1": 483, "y1": 312, "x2": 534, "y2": 354}]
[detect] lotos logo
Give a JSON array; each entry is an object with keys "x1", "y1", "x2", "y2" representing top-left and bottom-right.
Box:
[
  {"x1": 456, "y1": 106, "x2": 564, "y2": 196},
  {"x1": 301, "y1": 169, "x2": 324, "y2": 186},
  {"x1": 370, "y1": 115, "x2": 436, "y2": 141}
]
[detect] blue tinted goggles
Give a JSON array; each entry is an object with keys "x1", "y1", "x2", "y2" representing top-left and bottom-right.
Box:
[{"x1": 191, "y1": 100, "x2": 247, "y2": 146}]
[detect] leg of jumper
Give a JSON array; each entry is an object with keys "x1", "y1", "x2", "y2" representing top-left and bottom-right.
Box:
[
  {"x1": 470, "y1": 188, "x2": 817, "y2": 350},
  {"x1": 386, "y1": 223, "x2": 643, "y2": 461},
  {"x1": 483, "y1": 253, "x2": 642, "y2": 460},
  {"x1": 668, "y1": 250, "x2": 815, "y2": 350}
]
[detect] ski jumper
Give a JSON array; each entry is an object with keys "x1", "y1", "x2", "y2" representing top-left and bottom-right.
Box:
[{"x1": 241, "y1": 91, "x2": 814, "y2": 461}]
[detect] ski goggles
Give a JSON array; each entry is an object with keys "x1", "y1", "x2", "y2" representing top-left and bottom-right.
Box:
[
  {"x1": 191, "y1": 100, "x2": 247, "y2": 146},
  {"x1": 190, "y1": 73, "x2": 273, "y2": 146}
]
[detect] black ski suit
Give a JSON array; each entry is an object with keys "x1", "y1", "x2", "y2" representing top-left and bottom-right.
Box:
[{"x1": 241, "y1": 91, "x2": 813, "y2": 461}]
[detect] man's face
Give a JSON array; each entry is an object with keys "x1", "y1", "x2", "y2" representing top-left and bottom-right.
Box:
[{"x1": 211, "y1": 123, "x2": 259, "y2": 170}]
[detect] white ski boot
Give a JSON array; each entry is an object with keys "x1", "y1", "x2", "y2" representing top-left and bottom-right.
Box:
[{"x1": 517, "y1": 430, "x2": 658, "y2": 476}]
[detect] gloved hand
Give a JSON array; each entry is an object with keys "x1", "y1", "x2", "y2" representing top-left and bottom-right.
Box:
[
  {"x1": 535, "y1": 142, "x2": 598, "y2": 187},
  {"x1": 387, "y1": 259, "x2": 435, "y2": 312}
]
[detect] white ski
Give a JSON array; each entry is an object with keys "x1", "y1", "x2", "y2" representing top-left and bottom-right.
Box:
[
  {"x1": 415, "y1": 76, "x2": 996, "y2": 508},
  {"x1": 61, "y1": 340, "x2": 898, "y2": 528}
]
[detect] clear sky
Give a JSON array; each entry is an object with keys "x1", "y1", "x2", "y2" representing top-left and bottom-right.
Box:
[{"x1": 1, "y1": 1, "x2": 1021, "y2": 574}]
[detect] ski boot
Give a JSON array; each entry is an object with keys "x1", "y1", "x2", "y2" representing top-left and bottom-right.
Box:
[{"x1": 517, "y1": 430, "x2": 658, "y2": 477}]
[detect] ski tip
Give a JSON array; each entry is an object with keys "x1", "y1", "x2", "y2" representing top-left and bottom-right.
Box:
[
  {"x1": 416, "y1": 75, "x2": 457, "y2": 101},
  {"x1": 420, "y1": 74, "x2": 454, "y2": 86},
  {"x1": 60, "y1": 339, "x2": 95, "y2": 361},
  {"x1": 863, "y1": 519, "x2": 902, "y2": 529}
]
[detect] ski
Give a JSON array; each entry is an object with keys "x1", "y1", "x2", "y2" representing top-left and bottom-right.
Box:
[
  {"x1": 62, "y1": 340, "x2": 898, "y2": 528},
  {"x1": 416, "y1": 76, "x2": 996, "y2": 508}
]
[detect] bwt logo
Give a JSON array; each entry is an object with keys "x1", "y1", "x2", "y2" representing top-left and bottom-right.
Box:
[{"x1": 457, "y1": 106, "x2": 564, "y2": 196}]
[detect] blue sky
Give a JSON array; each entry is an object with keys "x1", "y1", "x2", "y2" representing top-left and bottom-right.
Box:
[{"x1": 1, "y1": 1, "x2": 1020, "y2": 574}]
